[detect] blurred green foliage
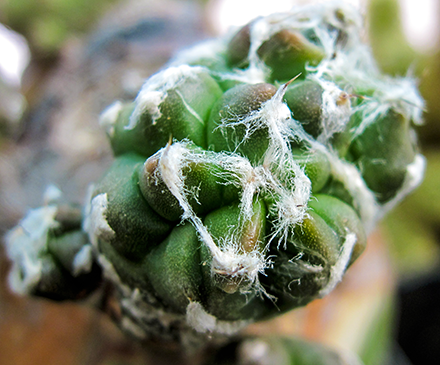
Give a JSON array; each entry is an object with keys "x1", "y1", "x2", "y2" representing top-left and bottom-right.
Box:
[
  {"x1": 0, "y1": 0, "x2": 120, "y2": 55},
  {"x1": 368, "y1": 0, "x2": 417, "y2": 76},
  {"x1": 383, "y1": 151, "x2": 440, "y2": 277}
]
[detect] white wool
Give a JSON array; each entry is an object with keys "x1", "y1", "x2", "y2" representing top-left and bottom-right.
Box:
[
  {"x1": 72, "y1": 244, "x2": 94, "y2": 276},
  {"x1": 379, "y1": 154, "x2": 426, "y2": 221},
  {"x1": 216, "y1": 83, "x2": 312, "y2": 246},
  {"x1": 150, "y1": 84, "x2": 314, "y2": 292},
  {"x1": 156, "y1": 142, "x2": 268, "y2": 290},
  {"x1": 4, "y1": 184, "x2": 64, "y2": 295},
  {"x1": 4, "y1": 205, "x2": 58, "y2": 294},
  {"x1": 186, "y1": 301, "x2": 217, "y2": 333},
  {"x1": 319, "y1": 232, "x2": 357, "y2": 297},
  {"x1": 84, "y1": 193, "x2": 115, "y2": 248},
  {"x1": 43, "y1": 184, "x2": 63, "y2": 205},
  {"x1": 314, "y1": 78, "x2": 352, "y2": 144},
  {"x1": 99, "y1": 100, "x2": 123, "y2": 138},
  {"x1": 186, "y1": 301, "x2": 250, "y2": 335},
  {"x1": 328, "y1": 157, "x2": 381, "y2": 233}
]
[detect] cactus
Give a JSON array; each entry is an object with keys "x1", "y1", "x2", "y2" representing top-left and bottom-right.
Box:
[{"x1": 5, "y1": 2, "x2": 424, "y2": 353}]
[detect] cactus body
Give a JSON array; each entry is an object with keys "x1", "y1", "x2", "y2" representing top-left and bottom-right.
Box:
[{"x1": 5, "y1": 2, "x2": 425, "y2": 349}]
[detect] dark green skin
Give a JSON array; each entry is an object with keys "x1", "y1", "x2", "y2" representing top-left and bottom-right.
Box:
[
  {"x1": 288, "y1": 149, "x2": 331, "y2": 193},
  {"x1": 257, "y1": 29, "x2": 325, "y2": 83},
  {"x1": 145, "y1": 223, "x2": 204, "y2": 313},
  {"x1": 48, "y1": 230, "x2": 89, "y2": 274},
  {"x1": 226, "y1": 23, "x2": 252, "y2": 69},
  {"x1": 262, "y1": 210, "x2": 339, "y2": 311},
  {"x1": 308, "y1": 194, "x2": 366, "y2": 265},
  {"x1": 138, "y1": 152, "x2": 240, "y2": 222},
  {"x1": 93, "y1": 153, "x2": 172, "y2": 261},
  {"x1": 32, "y1": 254, "x2": 98, "y2": 301},
  {"x1": 109, "y1": 71, "x2": 223, "y2": 158},
  {"x1": 226, "y1": 25, "x2": 325, "y2": 83},
  {"x1": 263, "y1": 194, "x2": 366, "y2": 312},
  {"x1": 348, "y1": 110, "x2": 417, "y2": 202},
  {"x1": 207, "y1": 83, "x2": 277, "y2": 165},
  {"x1": 200, "y1": 199, "x2": 272, "y2": 321},
  {"x1": 284, "y1": 80, "x2": 324, "y2": 138}
]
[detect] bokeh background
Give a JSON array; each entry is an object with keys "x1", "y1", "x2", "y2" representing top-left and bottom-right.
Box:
[{"x1": 0, "y1": 0, "x2": 439, "y2": 364}]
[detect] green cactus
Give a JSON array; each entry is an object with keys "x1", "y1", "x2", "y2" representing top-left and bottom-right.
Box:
[{"x1": 5, "y1": 2, "x2": 425, "y2": 352}]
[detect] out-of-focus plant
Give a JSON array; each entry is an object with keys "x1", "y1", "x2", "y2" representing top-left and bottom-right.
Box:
[{"x1": 0, "y1": 0, "x2": 120, "y2": 55}]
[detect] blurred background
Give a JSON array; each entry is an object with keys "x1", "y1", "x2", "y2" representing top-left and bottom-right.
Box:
[{"x1": 0, "y1": 0, "x2": 439, "y2": 364}]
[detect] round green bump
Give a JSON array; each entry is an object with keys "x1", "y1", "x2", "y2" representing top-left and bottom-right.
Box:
[
  {"x1": 308, "y1": 194, "x2": 366, "y2": 265},
  {"x1": 262, "y1": 210, "x2": 339, "y2": 310},
  {"x1": 138, "y1": 153, "x2": 183, "y2": 222},
  {"x1": 137, "y1": 147, "x2": 241, "y2": 221},
  {"x1": 290, "y1": 149, "x2": 331, "y2": 193},
  {"x1": 257, "y1": 29, "x2": 325, "y2": 82},
  {"x1": 207, "y1": 83, "x2": 277, "y2": 164},
  {"x1": 145, "y1": 223, "x2": 203, "y2": 313},
  {"x1": 349, "y1": 110, "x2": 417, "y2": 202},
  {"x1": 197, "y1": 200, "x2": 269, "y2": 321},
  {"x1": 93, "y1": 153, "x2": 172, "y2": 261},
  {"x1": 226, "y1": 23, "x2": 251, "y2": 68},
  {"x1": 109, "y1": 70, "x2": 223, "y2": 157},
  {"x1": 136, "y1": 71, "x2": 223, "y2": 156},
  {"x1": 284, "y1": 80, "x2": 324, "y2": 138}
]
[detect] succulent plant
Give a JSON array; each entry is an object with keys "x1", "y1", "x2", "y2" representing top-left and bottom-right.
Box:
[{"x1": 5, "y1": 1, "x2": 425, "y2": 352}]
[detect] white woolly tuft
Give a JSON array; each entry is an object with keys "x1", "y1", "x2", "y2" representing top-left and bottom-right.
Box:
[
  {"x1": 72, "y1": 244, "x2": 94, "y2": 277},
  {"x1": 216, "y1": 83, "x2": 312, "y2": 247},
  {"x1": 99, "y1": 100, "x2": 123, "y2": 138},
  {"x1": 319, "y1": 232, "x2": 357, "y2": 297},
  {"x1": 4, "y1": 205, "x2": 59, "y2": 294},
  {"x1": 4, "y1": 185, "x2": 64, "y2": 294},
  {"x1": 186, "y1": 301, "x2": 250, "y2": 334},
  {"x1": 84, "y1": 193, "x2": 115, "y2": 248},
  {"x1": 328, "y1": 157, "x2": 381, "y2": 234}
]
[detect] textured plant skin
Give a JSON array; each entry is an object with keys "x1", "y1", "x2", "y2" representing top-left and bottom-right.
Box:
[{"x1": 5, "y1": 2, "x2": 425, "y2": 352}]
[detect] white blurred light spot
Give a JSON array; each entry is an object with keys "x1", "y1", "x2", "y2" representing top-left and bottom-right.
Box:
[
  {"x1": 0, "y1": 23, "x2": 30, "y2": 87},
  {"x1": 400, "y1": 0, "x2": 439, "y2": 53},
  {"x1": 208, "y1": 0, "x2": 364, "y2": 35},
  {"x1": 209, "y1": 0, "x2": 297, "y2": 34}
]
